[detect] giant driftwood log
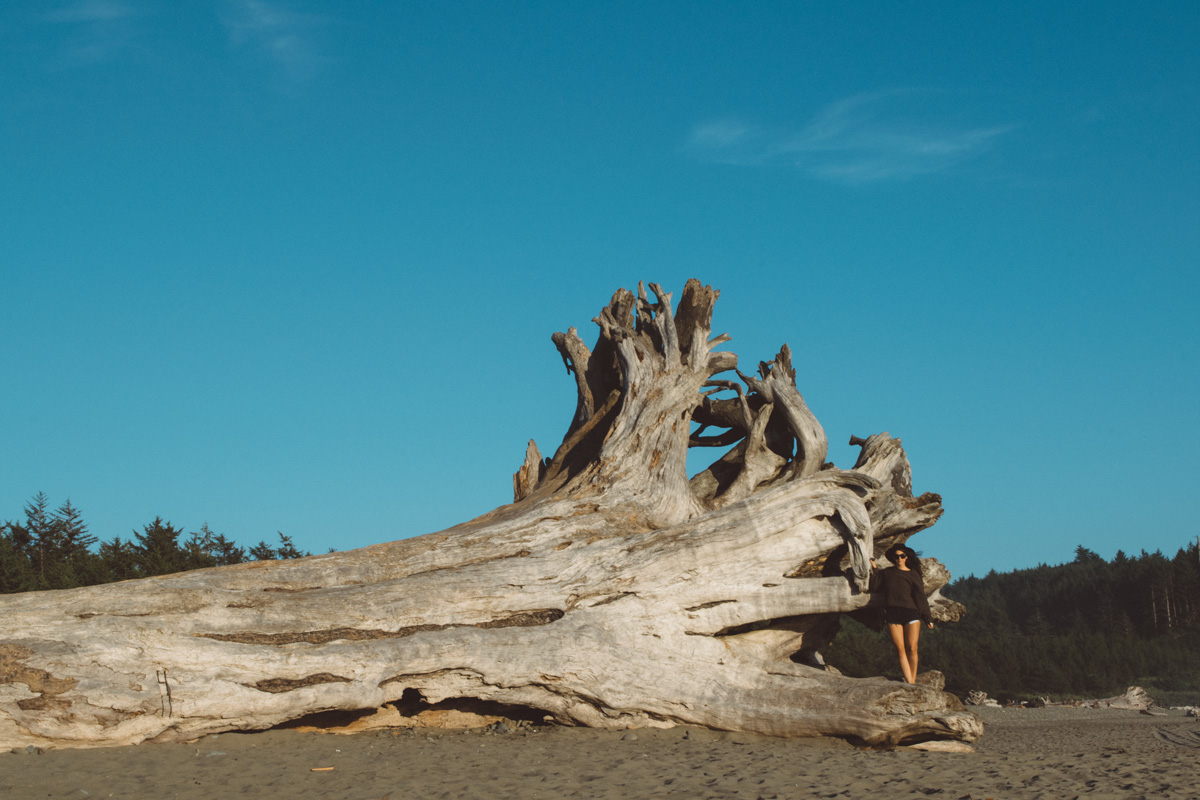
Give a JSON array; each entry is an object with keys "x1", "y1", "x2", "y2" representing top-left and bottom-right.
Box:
[{"x1": 0, "y1": 280, "x2": 980, "y2": 749}]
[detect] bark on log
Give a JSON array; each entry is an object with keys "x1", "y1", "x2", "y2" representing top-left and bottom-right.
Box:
[{"x1": 0, "y1": 279, "x2": 981, "y2": 750}]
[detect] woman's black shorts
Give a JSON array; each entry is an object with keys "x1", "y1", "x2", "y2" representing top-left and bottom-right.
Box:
[{"x1": 884, "y1": 606, "x2": 921, "y2": 626}]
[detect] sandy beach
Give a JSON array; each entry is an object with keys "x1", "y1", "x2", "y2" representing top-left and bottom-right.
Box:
[{"x1": 2, "y1": 707, "x2": 1197, "y2": 800}]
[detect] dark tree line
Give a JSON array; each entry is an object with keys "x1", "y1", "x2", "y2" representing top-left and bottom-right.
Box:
[
  {"x1": 0, "y1": 492, "x2": 310, "y2": 593},
  {"x1": 827, "y1": 542, "x2": 1200, "y2": 705}
]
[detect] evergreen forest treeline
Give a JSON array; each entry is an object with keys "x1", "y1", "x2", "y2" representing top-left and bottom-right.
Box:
[
  {"x1": 826, "y1": 543, "x2": 1200, "y2": 705},
  {"x1": 0, "y1": 492, "x2": 310, "y2": 593}
]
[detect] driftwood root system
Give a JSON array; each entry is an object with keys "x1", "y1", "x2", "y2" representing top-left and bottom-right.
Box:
[{"x1": 0, "y1": 279, "x2": 980, "y2": 749}]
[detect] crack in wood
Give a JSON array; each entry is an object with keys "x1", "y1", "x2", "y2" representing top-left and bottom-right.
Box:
[
  {"x1": 377, "y1": 667, "x2": 486, "y2": 689},
  {"x1": 199, "y1": 609, "x2": 565, "y2": 645},
  {"x1": 588, "y1": 592, "x2": 635, "y2": 608},
  {"x1": 785, "y1": 544, "x2": 849, "y2": 579},
  {"x1": 156, "y1": 669, "x2": 173, "y2": 716},
  {"x1": 474, "y1": 609, "x2": 561, "y2": 629},
  {"x1": 685, "y1": 599, "x2": 737, "y2": 611},
  {"x1": 249, "y1": 673, "x2": 352, "y2": 693},
  {"x1": 402, "y1": 549, "x2": 537, "y2": 580},
  {"x1": 713, "y1": 614, "x2": 814, "y2": 638}
]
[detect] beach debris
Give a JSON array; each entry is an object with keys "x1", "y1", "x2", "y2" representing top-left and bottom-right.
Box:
[
  {"x1": 964, "y1": 691, "x2": 1000, "y2": 708},
  {"x1": 310, "y1": 767, "x2": 335, "y2": 772},
  {"x1": 906, "y1": 740, "x2": 974, "y2": 752},
  {"x1": 10, "y1": 745, "x2": 43, "y2": 755},
  {"x1": 1083, "y1": 686, "x2": 1154, "y2": 710},
  {"x1": 0, "y1": 280, "x2": 979, "y2": 751}
]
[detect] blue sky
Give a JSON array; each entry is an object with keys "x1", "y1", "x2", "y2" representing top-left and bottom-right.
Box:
[{"x1": 2, "y1": 1, "x2": 1197, "y2": 580}]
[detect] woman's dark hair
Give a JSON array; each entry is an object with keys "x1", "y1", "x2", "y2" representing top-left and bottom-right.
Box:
[{"x1": 885, "y1": 545, "x2": 924, "y2": 577}]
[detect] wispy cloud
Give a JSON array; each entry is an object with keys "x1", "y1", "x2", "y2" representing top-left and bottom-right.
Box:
[
  {"x1": 40, "y1": 0, "x2": 137, "y2": 65},
  {"x1": 220, "y1": 0, "x2": 327, "y2": 80},
  {"x1": 687, "y1": 91, "x2": 1016, "y2": 184}
]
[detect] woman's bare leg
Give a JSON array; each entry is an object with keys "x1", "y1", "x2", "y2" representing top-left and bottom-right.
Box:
[
  {"x1": 903, "y1": 622, "x2": 921, "y2": 681},
  {"x1": 888, "y1": 623, "x2": 915, "y2": 683}
]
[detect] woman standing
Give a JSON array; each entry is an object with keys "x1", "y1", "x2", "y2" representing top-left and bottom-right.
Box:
[{"x1": 869, "y1": 545, "x2": 934, "y2": 684}]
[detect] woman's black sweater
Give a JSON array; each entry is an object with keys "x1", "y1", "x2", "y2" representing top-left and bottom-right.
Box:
[{"x1": 869, "y1": 567, "x2": 933, "y2": 624}]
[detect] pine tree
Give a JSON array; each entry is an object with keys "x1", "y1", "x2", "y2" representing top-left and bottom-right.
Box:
[
  {"x1": 182, "y1": 524, "x2": 219, "y2": 571},
  {"x1": 97, "y1": 537, "x2": 140, "y2": 582},
  {"x1": 131, "y1": 518, "x2": 187, "y2": 577},
  {"x1": 208, "y1": 533, "x2": 247, "y2": 566},
  {"x1": 274, "y1": 532, "x2": 308, "y2": 559},
  {"x1": 0, "y1": 521, "x2": 36, "y2": 593},
  {"x1": 248, "y1": 540, "x2": 278, "y2": 561},
  {"x1": 52, "y1": 499, "x2": 101, "y2": 588},
  {"x1": 25, "y1": 492, "x2": 62, "y2": 587}
]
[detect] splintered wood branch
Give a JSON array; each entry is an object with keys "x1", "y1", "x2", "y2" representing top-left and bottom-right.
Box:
[
  {"x1": 512, "y1": 439, "x2": 543, "y2": 502},
  {"x1": 673, "y1": 281, "x2": 721, "y2": 368},
  {"x1": 643, "y1": 281, "x2": 681, "y2": 364},
  {"x1": 739, "y1": 345, "x2": 828, "y2": 481},
  {"x1": 551, "y1": 327, "x2": 595, "y2": 430},
  {"x1": 700, "y1": 380, "x2": 753, "y2": 431},
  {"x1": 707, "y1": 350, "x2": 738, "y2": 373},
  {"x1": 0, "y1": 279, "x2": 975, "y2": 751},
  {"x1": 540, "y1": 388, "x2": 621, "y2": 487},
  {"x1": 709, "y1": 400, "x2": 785, "y2": 508}
]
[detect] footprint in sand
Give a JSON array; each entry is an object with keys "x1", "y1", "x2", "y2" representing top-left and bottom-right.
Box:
[{"x1": 1153, "y1": 726, "x2": 1200, "y2": 748}]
